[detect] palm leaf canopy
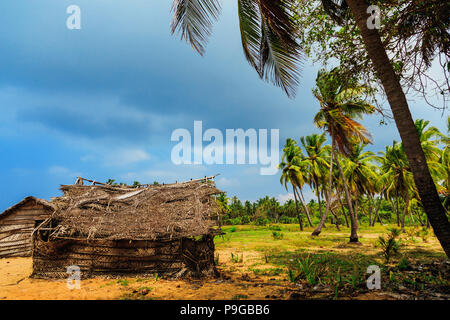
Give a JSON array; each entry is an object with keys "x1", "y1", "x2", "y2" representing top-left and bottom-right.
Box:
[
  {"x1": 312, "y1": 68, "x2": 376, "y2": 156},
  {"x1": 171, "y1": 0, "x2": 303, "y2": 97}
]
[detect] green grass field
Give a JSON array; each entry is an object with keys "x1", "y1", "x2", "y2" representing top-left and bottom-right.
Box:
[{"x1": 214, "y1": 223, "x2": 449, "y2": 299}]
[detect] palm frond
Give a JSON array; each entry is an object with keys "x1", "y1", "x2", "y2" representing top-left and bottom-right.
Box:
[
  {"x1": 171, "y1": 0, "x2": 221, "y2": 55},
  {"x1": 257, "y1": 0, "x2": 303, "y2": 98}
]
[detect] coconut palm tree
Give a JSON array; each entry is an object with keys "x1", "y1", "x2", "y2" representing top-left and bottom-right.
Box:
[
  {"x1": 170, "y1": 0, "x2": 450, "y2": 256},
  {"x1": 300, "y1": 133, "x2": 330, "y2": 225},
  {"x1": 377, "y1": 141, "x2": 417, "y2": 231},
  {"x1": 279, "y1": 138, "x2": 312, "y2": 230},
  {"x1": 311, "y1": 68, "x2": 376, "y2": 241},
  {"x1": 215, "y1": 192, "x2": 230, "y2": 226},
  {"x1": 333, "y1": 0, "x2": 450, "y2": 256},
  {"x1": 344, "y1": 143, "x2": 378, "y2": 226}
]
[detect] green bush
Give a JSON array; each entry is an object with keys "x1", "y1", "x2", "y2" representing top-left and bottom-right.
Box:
[
  {"x1": 397, "y1": 257, "x2": 411, "y2": 271},
  {"x1": 254, "y1": 217, "x2": 270, "y2": 226},
  {"x1": 377, "y1": 227, "x2": 402, "y2": 263},
  {"x1": 269, "y1": 225, "x2": 282, "y2": 231},
  {"x1": 272, "y1": 231, "x2": 284, "y2": 240},
  {"x1": 279, "y1": 216, "x2": 298, "y2": 224}
]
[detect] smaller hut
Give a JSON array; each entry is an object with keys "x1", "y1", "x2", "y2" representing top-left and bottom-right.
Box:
[
  {"x1": 32, "y1": 177, "x2": 222, "y2": 279},
  {"x1": 0, "y1": 197, "x2": 55, "y2": 258}
]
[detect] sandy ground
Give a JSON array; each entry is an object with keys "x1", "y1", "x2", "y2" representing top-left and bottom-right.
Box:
[
  {"x1": 0, "y1": 231, "x2": 443, "y2": 300},
  {"x1": 0, "y1": 249, "x2": 297, "y2": 300}
]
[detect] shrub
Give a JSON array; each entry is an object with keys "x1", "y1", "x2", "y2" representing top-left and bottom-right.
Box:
[
  {"x1": 377, "y1": 228, "x2": 402, "y2": 263},
  {"x1": 227, "y1": 217, "x2": 242, "y2": 225},
  {"x1": 419, "y1": 227, "x2": 430, "y2": 242},
  {"x1": 272, "y1": 231, "x2": 284, "y2": 240},
  {"x1": 269, "y1": 225, "x2": 282, "y2": 231},
  {"x1": 230, "y1": 226, "x2": 237, "y2": 233},
  {"x1": 279, "y1": 216, "x2": 298, "y2": 224},
  {"x1": 397, "y1": 257, "x2": 411, "y2": 271},
  {"x1": 254, "y1": 217, "x2": 270, "y2": 226},
  {"x1": 241, "y1": 215, "x2": 251, "y2": 224},
  {"x1": 296, "y1": 255, "x2": 320, "y2": 285}
]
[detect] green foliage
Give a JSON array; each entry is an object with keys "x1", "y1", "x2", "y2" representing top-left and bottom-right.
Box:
[
  {"x1": 117, "y1": 279, "x2": 129, "y2": 286},
  {"x1": 294, "y1": 254, "x2": 321, "y2": 285},
  {"x1": 220, "y1": 233, "x2": 232, "y2": 242},
  {"x1": 254, "y1": 217, "x2": 270, "y2": 226},
  {"x1": 345, "y1": 266, "x2": 363, "y2": 291},
  {"x1": 269, "y1": 225, "x2": 282, "y2": 231},
  {"x1": 231, "y1": 252, "x2": 243, "y2": 263},
  {"x1": 251, "y1": 268, "x2": 283, "y2": 277},
  {"x1": 377, "y1": 228, "x2": 402, "y2": 263},
  {"x1": 271, "y1": 231, "x2": 284, "y2": 240},
  {"x1": 397, "y1": 257, "x2": 411, "y2": 271}
]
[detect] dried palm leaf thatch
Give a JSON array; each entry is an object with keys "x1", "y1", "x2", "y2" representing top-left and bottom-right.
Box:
[{"x1": 50, "y1": 180, "x2": 222, "y2": 241}]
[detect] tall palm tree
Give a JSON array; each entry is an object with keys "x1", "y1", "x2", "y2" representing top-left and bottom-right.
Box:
[
  {"x1": 339, "y1": 0, "x2": 450, "y2": 256},
  {"x1": 377, "y1": 141, "x2": 417, "y2": 231},
  {"x1": 437, "y1": 117, "x2": 450, "y2": 209},
  {"x1": 300, "y1": 133, "x2": 330, "y2": 225},
  {"x1": 311, "y1": 68, "x2": 376, "y2": 241},
  {"x1": 170, "y1": 0, "x2": 450, "y2": 256},
  {"x1": 215, "y1": 192, "x2": 230, "y2": 226},
  {"x1": 344, "y1": 144, "x2": 378, "y2": 226},
  {"x1": 279, "y1": 138, "x2": 312, "y2": 230}
]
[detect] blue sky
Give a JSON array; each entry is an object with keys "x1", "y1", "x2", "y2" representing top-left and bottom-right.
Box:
[{"x1": 0, "y1": 1, "x2": 447, "y2": 210}]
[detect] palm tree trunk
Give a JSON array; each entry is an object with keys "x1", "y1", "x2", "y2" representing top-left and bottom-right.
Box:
[
  {"x1": 292, "y1": 186, "x2": 304, "y2": 231},
  {"x1": 409, "y1": 210, "x2": 415, "y2": 226},
  {"x1": 335, "y1": 149, "x2": 359, "y2": 242},
  {"x1": 315, "y1": 181, "x2": 323, "y2": 224},
  {"x1": 368, "y1": 196, "x2": 373, "y2": 227},
  {"x1": 394, "y1": 197, "x2": 400, "y2": 226},
  {"x1": 401, "y1": 192, "x2": 410, "y2": 232},
  {"x1": 414, "y1": 209, "x2": 425, "y2": 226},
  {"x1": 312, "y1": 136, "x2": 335, "y2": 236},
  {"x1": 346, "y1": 0, "x2": 450, "y2": 257},
  {"x1": 297, "y1": 188, "x2": 314, "y2": 227},
  {"x1": 338, "y1": 194, "x2": 350, "y2": 227},
  {"x1": 353, "y1": 198, "x2": 359, "y2": 229},
  {"x1": 330, "y1": 208, "x2": 341, "y2": 231},
  {"x1": 372, "y1": 195, "x2": 383, "y2": 226}
]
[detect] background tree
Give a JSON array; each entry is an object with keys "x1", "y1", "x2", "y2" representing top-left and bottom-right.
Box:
[
  {"x1": 311, "y1": 68, "x2": 376, "y2": 241},
  {"x1": 279, "y1": 138, "x2": 311, "y2": 229},
  {"x1": 300, "y1": 133, "x2": 330, "y2": 226},
  {"x1": 170, "y1": 0, "x2": 450, "y2": 256}
]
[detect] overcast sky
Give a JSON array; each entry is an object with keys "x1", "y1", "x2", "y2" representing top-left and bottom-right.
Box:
[{"x1": 0, "y1": 1, "x2": 447, "y2": 210}]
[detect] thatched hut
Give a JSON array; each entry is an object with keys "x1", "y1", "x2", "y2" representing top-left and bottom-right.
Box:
[
  {"x1": 32, "y1": 178, "x2": 222, "y2": 279},
  {"x1": 0, "y1": 197, "x2": 55, "y2": 258}
]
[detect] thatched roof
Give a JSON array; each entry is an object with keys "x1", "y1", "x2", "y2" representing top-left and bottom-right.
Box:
[
  {"x1": 0, "y1": 196, "x2": 55, "y2": 220},
  {"x1": 48, "y1": 179, "x2": 223, "y2": 241}
]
